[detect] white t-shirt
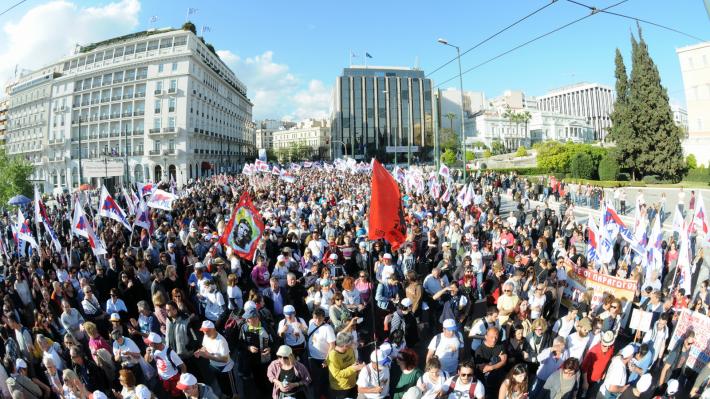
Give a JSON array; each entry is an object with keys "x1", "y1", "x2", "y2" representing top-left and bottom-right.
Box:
[
  {"x1": 113, "y1": 337, "x2": 141, "y2": 366},
  {"x1": 469, "y1": 251, "x2": 483, "y2": 272},
  {"x1": 202, "y1": 333, "x2": 232, "y2": 371},
  {"x1": 418, "y1": 371, "x2": 449, "y2": 399},
  {"x1": 307, "y1": 321, "x2": 335, "y2": 360},
  {"x1": 227, "y1": 285, "x2": 243, "y2": 310},
  {"x1": 600, "y1": 356, "x2": 627, "y2": 396},
  {"x1": 154, "y1": 348, "x2": 183, "y2": 380},
  {"x1": 443, "y1": 376, "x2": 485, "y2": 399},
  {"x1": 566, "y1": 333, "x2": 591, "y2": 361},
  {"x1": 553, "y1": 317, "x2": 576, "y2": 338},
  {"x1": 427, "y1": 333, "x2": 464, "y2": 375},
  {"x1": 529, "y1": 294, "x2": 546, "y2": 320},
  {"x1": 357, "y1": 364, "x2": 390, "y2": 399},
  {"x1": 278, "y1": 317, "x2": 306, "y2": 346},
  {"x1": 203, "y1": 291, "x2": 225, "y2": 321}
]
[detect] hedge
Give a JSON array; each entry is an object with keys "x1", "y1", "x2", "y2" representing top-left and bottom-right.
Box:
[
  {"x1": 685, "y1": 168, "x2": 710, "y2": 183},
  {"x1": 487, "y1": 167, "x2": 547, "y2": 175},
  {"x1": 570, "y1": 153, "x2": 595, "y2": 179},
  {"x1": 598, "y1": 155, "x2": 620, "y2": 181},
  {"x1": 562, "y1": 178, "x2": 646, "y2": 188}
]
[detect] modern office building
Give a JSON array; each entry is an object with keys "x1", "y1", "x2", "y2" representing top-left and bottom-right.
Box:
[
  {"x1": 272, "y1": 119, "x2": 330, "y2": 160},
  {"x1": 331, "y1": 66, "x2": 434, "y2": 162},
  {"x1": 537, "y1": 83, "x2": 614, "y2": 141},
  {"x1": 4, "y1": 26, "x2": 254, "y2": 191}
]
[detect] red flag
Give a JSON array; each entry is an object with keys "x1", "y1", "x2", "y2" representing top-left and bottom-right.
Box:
[
  {"x1": 368, "y1": 159, "x2": 406, "y2": 251},
  {"x1": 220, "y1": 192, "x2": 265, "y2": 260}
]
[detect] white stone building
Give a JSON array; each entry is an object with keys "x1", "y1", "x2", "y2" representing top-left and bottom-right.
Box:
[
  {"x1": 677, "y1": 42, "x2": 710, "y2": 167},
  {"x1": 537, "y1": 83, "x2": 614, "y2": 141},
  {"x1": 0, "y1": 99, "x2": 7, "y2": 147},
  {"x1": 273, "y1": 119, "x2": 330, "y2": 160},
  {"x1": 4, "y1": 27, "x2": 255, "y2": 191}
]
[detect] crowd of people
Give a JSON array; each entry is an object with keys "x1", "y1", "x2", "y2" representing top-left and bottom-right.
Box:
[{"x1": 0, "y1": 165, "x2": 708, "y2": 399}]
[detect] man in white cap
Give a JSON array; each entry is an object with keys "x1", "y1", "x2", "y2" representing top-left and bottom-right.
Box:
[
  {"x1": 426, "y1": 319, "x2": 464, "y2": 375},
  {"x1": 581, "y1": 331, "x2": 616, "y2": 399},
  {"x1": 665, "y1": 379, "x2": 679, "y2": 398},
  {"x1": 144, "y1": 332, "x2": 185, "y2": 397},
  {"x1": 277, "y1": 304, "x2": 307, "y2": 358},
  {"x1": 176, "y1": 373, "x2": 218, "y2": 399},
  {"x1": 377, "y1": 253, "x2": 396, "y2": 284},
  {"x1": 111, "y1": 329, "x2": 145, "y2": 384},
  {"x1": 357, "y1": 349, "x2": 390, "y2": 399},
  {"x1": 388, "y1": 298, "x2": 418, "y2": 347},
  {"x1": 195, "y1": 320, "x2": 235, "y2": 398},
  {"x1": 598, "y1": 345, "x2": 635, "y2": 399},
  {"x1": 7, "y1": 358, "x2": 45, "y2": 399}
]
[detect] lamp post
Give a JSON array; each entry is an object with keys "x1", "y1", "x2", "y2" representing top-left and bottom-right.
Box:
[
  {"x1": 438, "y1": 38, "x2": 467, "y2": 183},
  {"x1": 332, "y1": 140, "x2": 348, "y2": 158},
  {"x1": 78, "y1": 116, "x2": 84, "y2": 185}
]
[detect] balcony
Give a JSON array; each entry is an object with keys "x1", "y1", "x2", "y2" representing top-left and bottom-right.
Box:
[
  {"x1": 149, "y1": 150, "x2": 160, "y2": 155},
  {"x1": 168, "y1": 87, "x2": 176, "y2": 94},
  {"x1": 163, "y1": 127, "x2": 175, "y2": 133},
  {"x1": 149, "y1": 128, "x2": 161, "y2": 134},
  {"x1": 133, "y1": 130, "x2": 144, "y2": 136},
  {"x1": 136, "y1": 74, "x2": 148, "y2": 80},
  {"x1": 164, "y1": 148, "x2": 175, "y2": 155},
  {"x1": 134, "y1": 111, "x2": 144, "y2": 116},
  {"x1": 154, "y1": 90, "x2": 162, "y2": 95},
  {"x1": 154, "y1": 109, "x2": 161, "y2": 114},
  {"x1": 168, "y1": 107, "x2": 175, "y2": 113},
  {"x1": 133, "y1": 150, "x2": 143, "y2": 156}
]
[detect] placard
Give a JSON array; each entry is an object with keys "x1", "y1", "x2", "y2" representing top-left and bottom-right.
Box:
[
  {"x1": 668, "y1": 309, "x2": 710, "y2": 373},
  {"x1": 629, "y1": 309, "x2": 653, "y2": 332},
  {"x1": 561, "y1": 260, "x2": 638, "y2": 310}
]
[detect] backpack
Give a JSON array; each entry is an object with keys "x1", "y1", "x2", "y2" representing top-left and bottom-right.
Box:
[
  {"x1": 433, "y1": 332, "x2": 461, "y2": 353},
  {"x1": 447, "y1": 375, "x2": 477, "y2": 398}
]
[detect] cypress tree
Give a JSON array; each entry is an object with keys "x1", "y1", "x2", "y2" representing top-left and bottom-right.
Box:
[
  {"x1": 608, "y1": 48, "x2": 637, "y2": 177},
  {"x1": 628, "y1": 26, "x2": 686, "y2": 180}
]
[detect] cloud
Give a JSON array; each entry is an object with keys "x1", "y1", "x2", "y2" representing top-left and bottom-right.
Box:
[
  {"x1": 217, "y1": 49, "x2": 331, "y2": 121},
  {"x1": 0, "y1": 0, "x2": 141, "y2": 87}
]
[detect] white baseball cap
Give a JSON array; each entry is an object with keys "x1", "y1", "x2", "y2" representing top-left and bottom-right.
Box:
[
  {"x1": 370, "y1": 349, "x2": 388, "y2": 365},
  {"x1": 620, "y1": 345, "x2": 635, "y2": 358},
  {"x1": 109, "y1": 313, "x2": 121, "y2": 322},
  {"x1": 329, "y1": 253, "x2": 338, "y2": 260},
  {"x1": 636, "y1": 374, "x2": 652, "y2": 393},
  {"x1": 400, "y1": 298, "x2": 413, "y2": 308},
  {"x1": 176, "y1": 373, "x2": 198, "y2": 390},
  {"x1": 666, "y1": 379, "x2": 679, "y2": 395},
  {"x1": 145, "y1": 332, "x2": 162, "y2": 344},
  {"x1": 194, "y1": 262, "x2": 205, "y2": 269},
  {"x1": 199, "y1": 320, "x2": 215, "y2": 331},
  {"x1": 442, "y1": 319, "x2": 457, "y2": 330},
  {"x1": 15, "y1": 359, "x2": 27, "y2": 370},
  {"x1": 383, "y1": 253, "x2": 392, "y2": 259},
  {"x1": 283, "y1": 305, "x2": 296, "y2": 315}
]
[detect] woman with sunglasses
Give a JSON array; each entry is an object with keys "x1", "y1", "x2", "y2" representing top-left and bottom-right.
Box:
[
  {"x1": 267, "y1": 345, "x2": 311, "y2": 399},
  {"x1": 541, "y1": 356, "x2": 580, "y2": 399},
  {"x1": 498, "y1": 364, "x2": 529, "y2": 399}
]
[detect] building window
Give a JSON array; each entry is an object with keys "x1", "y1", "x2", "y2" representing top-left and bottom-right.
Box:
[
  {"x1": 168, "y1": 117, "x2": 175, "y2": 128},
  {"x1": 153, "y1": 118, "x2": 161, "y2": 129},
  {"x1": 172, "y1": 62, "x2": 178, "y2": 71},
  {"x1": 158, "y1": 63, "x2": 164, "y2": 73},
  {"x1": 154, "y1": 140, "x2": 161, "y2": 151},
  {"x1": 168, "y1": 98, "x2": 176, "y2": 112},
  {"x1": 154, "y1": 100, "x2": 161, "y2": 113}
]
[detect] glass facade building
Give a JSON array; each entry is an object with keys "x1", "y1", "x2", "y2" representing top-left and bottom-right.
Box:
[{"x1": 331, "y1": 66, "x2": 434, "y2": 162}]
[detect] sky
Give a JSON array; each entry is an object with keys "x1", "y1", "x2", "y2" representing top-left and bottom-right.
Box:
[{"x1": 1, "y1": 0, "x2": 709, "y2": 121}]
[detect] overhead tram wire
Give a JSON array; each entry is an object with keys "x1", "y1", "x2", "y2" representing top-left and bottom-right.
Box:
[
  {"x1": 425, "y1": 1, "x2": 559, "y2": 78},
  {"x1": 434, "y1": 0, "x2": 629, "y2": 88},
  {"x1": 0, "y1": 0, "x2": 28, "y2": 17},
  {"x1": 566, "y1": 0, "x2": 707, "y2": 42}
]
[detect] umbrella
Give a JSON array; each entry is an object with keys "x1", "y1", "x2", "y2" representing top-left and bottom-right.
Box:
[{"x1": 7, "y1": 194, "x2": 31, "y2": 206}]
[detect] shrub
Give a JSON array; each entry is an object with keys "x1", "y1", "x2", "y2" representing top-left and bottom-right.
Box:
[
  {"x1": 465, "y1": 151, "x2": 476, "y2": 161},
  {"x1": 441, "y1": 148, "x2": 457, "y2": 166},
  {"x1": 536, "y1": 141, "x2": 606, "y2": 174},
  {"x1": 482, "y1": 149, "x2": 492, "y2": 158},
  {"x1": 641, "y1": 175, "x2": 662, "y2": 184},
  {"x1": 598, "y1": 155, "x2": 620, "y2": 181},
  {"x1": 515, "y1": 146, "x2": 528, "y2": 157},
  {"x1": 617, "y1": 172, "x2": 630, "y2": 181},
  {"x1": 687, "y1": 154, "x2": 698, "y2": 169},
  {"x1": 564, "y1": 178, "x2": 644, "y2": 188},
  {"x1": 570, "y1": 153, "x2": 595, "y2": 179},
  {"x1": 685, "y1": 168, "x2": 710, "y2": 183}
]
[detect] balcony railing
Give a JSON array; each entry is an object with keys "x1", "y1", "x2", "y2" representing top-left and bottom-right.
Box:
[
  {"x1": 168, "y1": 87, "x2": 176, "y2": 93},
  {"x1": 149, "y1": 150, "x2": 160, "y2": 155},
  {"x1": 133, "y1": 150, "x2": 143, "y2": 155},
  {"x1": 133, "y1": 130, "x2": 144, "y2": 136},
  {"x1": 164, "y1": 148, "x2": 175, "y2": 155},
  {"x1": 154, "y1": 90, "x2": 162, "y2": 95},
  {"x1": 168, "y1": 107, "x2": 175, "y2": 113},
  {"x1": 149, "y1": 128, "x2": 161, "y2": 133},
  {"x1": 154, "y1": 109, "x2": 161, "y2": 114},
  {"x1": 163, "y1": 127, "x2": 175, "y2": 133},
  {"x1": 134, "y1": 111, "x2": 144, "y2": 116}
]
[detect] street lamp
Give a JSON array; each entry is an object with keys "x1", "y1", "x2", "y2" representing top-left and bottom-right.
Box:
[
  {"x1": 332, "y1": 140, "x2": 348, "y2": 158},
  {"x1": 438, "y1": 38, "x2": 468, "y2": 183}
]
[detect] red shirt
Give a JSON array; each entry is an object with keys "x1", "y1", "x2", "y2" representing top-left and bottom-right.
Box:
[{"x1": 581, "y1": 342, "x2": 615, "y2": 383}]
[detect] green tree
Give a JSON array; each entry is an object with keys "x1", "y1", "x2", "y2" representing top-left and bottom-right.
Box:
[
  {"x1": 515, "y1": 146, "x2": 527, "y2": 157},
  {"x1": 440, "y1": 128, "x2": 460, "y2": 153},
  {"x1": 686, "y1": 154, "x2": 697, "y2": 169},
  {"x1": 445, "y1": 112, "x2": 457, "y2": 134},
  {"x1": 491, "y1": 140, "x2": 506, "y2": 155},
  {"x1": 441, "y1": 148, "x2": 457, "y2": 166},
  {"x1": 0, "y1": 149, "x2": 34, "y2": 206},
  {"x1": 598, "y1": 154, "x2": 620, "y2": 181},
  {"x1": 570, "y1": 152, "x2": 595, "y2": 179},
  {"x1": 182, "y1": 22, "x2": 197, "y2": 34},
  {"x1": 483, "y1": 149, "x2": 492, "y2": 158},
  {"x1": 465, "y1": 151, "x2": 476, "y2": 161},
  {"x1": 627, "y1": 27, "x2": 686, "y2": 180}
]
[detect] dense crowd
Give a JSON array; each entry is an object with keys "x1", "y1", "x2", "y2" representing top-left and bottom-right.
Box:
[{"x1": 0, "y1": 165, "x2": 709, "y2": 399}]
